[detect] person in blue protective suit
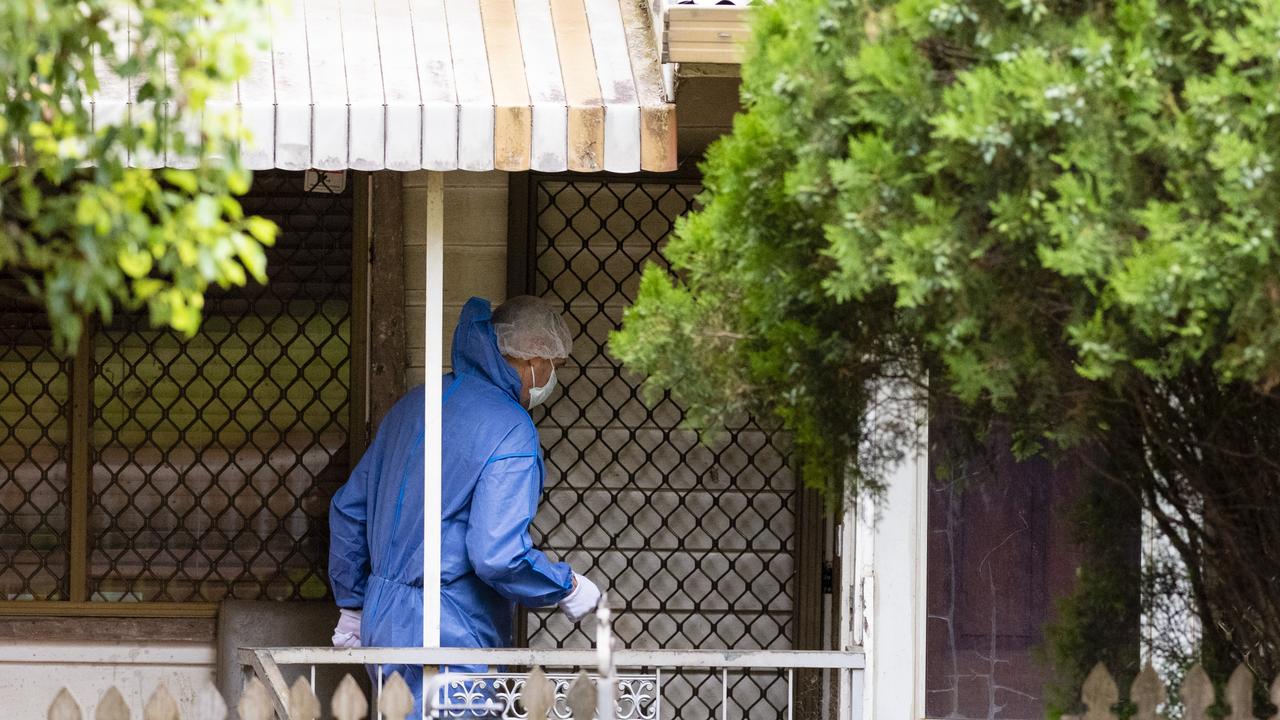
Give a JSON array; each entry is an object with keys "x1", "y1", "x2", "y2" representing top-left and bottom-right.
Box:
[{"x1": 327, "y1": 295, "x2": 602, "y2": 713}]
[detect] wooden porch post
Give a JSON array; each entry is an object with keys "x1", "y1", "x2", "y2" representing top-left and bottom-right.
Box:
[
  {"x1": 351, "y1": 174, "x2": 373, "y2": 463},
  {"x1": 351, "y1": 171, "x2": 408, "y2": 459},
  {"x1": 68, "y1": 325, "x2": 92, "y2": 602},
  {"x1": 791, "y1": 486, "x2": 825, "y2": 720}
]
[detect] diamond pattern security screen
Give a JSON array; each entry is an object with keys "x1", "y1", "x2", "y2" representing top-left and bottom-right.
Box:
[
  {"x1": 89, "y1": 171, "x2": 353, "y2": 602},
  {"x1": 524, "y1": 176, "x2": 799, "y2": 718},
  {"x1": 87, "y1": 171, "x2": 352, "y2": 602},
  {"x1": 0, "y1": 286, "x2": 69, "y2": 600},
  {"x1": 0, "y1": 171, "x2": 357, "y2": 608},
  {"x1": 0, "y1": 172, "x2": 352, "y2": 604}
]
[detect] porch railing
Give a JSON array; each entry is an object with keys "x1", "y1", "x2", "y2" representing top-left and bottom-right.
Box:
[{"x1": 239, "y1": 601, "x2": 866, "y2": 719}]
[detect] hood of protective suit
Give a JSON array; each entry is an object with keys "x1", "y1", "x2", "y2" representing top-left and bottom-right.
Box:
[{"x1": 450, "y1": 297, "x2": 524, "y2": 403}]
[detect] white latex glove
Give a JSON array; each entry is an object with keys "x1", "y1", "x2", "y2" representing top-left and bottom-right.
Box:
[
  {"x1": 558, "y1": 573, "x2": 601, "y2": 622},
  {"x1": 331, "y1": 608, "x2": 362, "y2": 648}
]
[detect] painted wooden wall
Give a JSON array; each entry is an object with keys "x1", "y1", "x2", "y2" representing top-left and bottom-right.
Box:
[
  {"x1": 404, "y1": 171, "x2": 509, "y2": 384},
  {"x1": 676, "y1": 76, "x2": 740, "y2": 160}
]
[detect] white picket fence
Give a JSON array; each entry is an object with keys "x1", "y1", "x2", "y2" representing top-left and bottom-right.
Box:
[
  {"x1": 1064, "y1": 662, "x2": 1280, "y2": 720},
  {"x1": 45, "y1": 665, "x2": 594, "y2": 720}
]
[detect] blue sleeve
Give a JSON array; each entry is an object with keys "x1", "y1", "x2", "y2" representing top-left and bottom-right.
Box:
[
  {"x1": 466, "y1": 426, "x2": 573, "y2": 607},
  {"x1": 329, "y1": 427, "x2": 383, "y2": 609}
]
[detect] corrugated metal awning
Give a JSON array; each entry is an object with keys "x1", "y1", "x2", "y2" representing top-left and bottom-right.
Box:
[{"x1": 91, "y1": 0, "x2": 678, "y2": 173}]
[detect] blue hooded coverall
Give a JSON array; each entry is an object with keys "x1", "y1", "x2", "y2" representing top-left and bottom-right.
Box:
[{"x1": 328, "y1": 297, "x2": 574, "y2": 708}]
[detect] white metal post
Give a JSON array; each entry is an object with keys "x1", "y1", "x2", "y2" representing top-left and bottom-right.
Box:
[
  {"x1": 838, "y1": 499, "x2": 859, "y2": 719},
  {"x1": 596, "y1": 597, "x2": 616, "y2": 720},
  {"x1": 854, "y1": 380, "x2": 929, "y2": 720},
  {"x1": 422, "y1": 170, "x2": 444, "y2": 650}
]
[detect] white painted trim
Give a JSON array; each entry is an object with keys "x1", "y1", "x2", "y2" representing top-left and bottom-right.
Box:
[
  {"x1": 270, "y1": 0, "x2": 313, "y2": 170},
  {"x1": 410, "y1": 0, "x2": 459, "y2": 170},
  {"x1": 90, "y1": 9, "x2": 131, "y2": 162},
  {"x1": 239, "y1": 18, "x2": 278, "y2": 169},
  {"x1": 341, "y1": 0, "x2": 388, "y2": 170},
  {"x1": 374, "y1": 0, "x2": 423, "y2": 171},
  {"x1": 852, "y1": 382, "x2": 929, "y2": 720},
  {"x1": 584, "y1": 0, "x2": 642, "y2": 173},
  {"x1": 421, "y1": 170, "x2": 444, "y2": 649},
  {"x1": 444, "y1": 0, "x2": 495, "y2": 171},
  {"x1": 515, "y1": 0, "x2": 569, "y2": 172},
  {"x1": 0, "y1": 643, "x2": 215, "y2": 666},
  {"x1": 248, "y1": 647, "x2": 865, "y2": 669},
  {"x1": 838, "y1": 499, "x2": 860, "y2": 719},
  {"x1": 913, "y1": 413, "x2": 930, "y2": 716},
  {"x1": 304, "y1": 0, "x2": 350, "y2": 170}
]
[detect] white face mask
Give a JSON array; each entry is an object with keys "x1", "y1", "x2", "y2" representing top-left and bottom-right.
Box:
[{"x1": 527, "y1": 362, "x2": 558, "y2": 409}]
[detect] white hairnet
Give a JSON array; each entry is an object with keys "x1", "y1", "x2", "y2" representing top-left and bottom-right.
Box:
[{"x1": 492, "y1": 296, "x2": 573, "y2": 360}]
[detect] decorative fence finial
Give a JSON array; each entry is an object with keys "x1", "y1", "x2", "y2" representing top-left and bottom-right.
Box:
[
  {"x1": 523, "y1": 666, "x2": 555, "y2": 720},
  {"x1": 1130, "y1": 664, "x2": 1166, "y2": 720},
  {"x1": 1271, "y1": 675, "x2": 1280, "y2": 720},
  {"x1": 238, "y1": 677, "x2": 274, "y2": 720},
  {"x1": 47, "y1": 688, "x2": 82, "y2": 720},
  {"x1": 190, "y1": 685, "x2": 227, "y2": 720},
  {"x1": 1181, "y1": 664, "x2": 1215, "y2": 720},
  {"x1": 95, "y1": 687, "x2": 132, "y2": 720},
  {"x1": 331, "y1": 674, "x2": 369, "y2": 720},
  {"x1": 1226, "y1": 664, "x2": 1255, "y2": 720},
  {"x1": 379, "y1": 671, "x2": 414, "y2": 720},
  {"x1": 288, "y1": 676, "x2": 322, "y2": 720},
  {"x1": 1082, "y1": 662, "x2": 1119, "y2": 720},
  {"x1": 143, "y1": 684, "x2": 180, "y2": 720},
  {"x1": 567, "y1": 670, "x2": 598, "y2": 719}
]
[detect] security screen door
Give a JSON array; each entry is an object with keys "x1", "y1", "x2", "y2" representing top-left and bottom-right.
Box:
[{"x1": 518, "y1": 174, "x2": 806, "y2": 718}]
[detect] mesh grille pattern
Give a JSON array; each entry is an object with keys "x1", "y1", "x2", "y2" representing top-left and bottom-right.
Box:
[
  {"x1": 0, "y1": 291, "x2": 69, "y2": 600},
  {"x1": 526, "y1": 177, "x2": 797, "y2": 718},
  {"x1": 88, "y1": 171, "x2": 353, "y2": 602}
]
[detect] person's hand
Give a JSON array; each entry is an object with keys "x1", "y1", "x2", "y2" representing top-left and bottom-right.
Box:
[
  {"x1": 331, "y1": 608, "x2": 362, "y2": 648},
  {"x1": 558, "y1": 573, "x2": 601, "y2": 622}
]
